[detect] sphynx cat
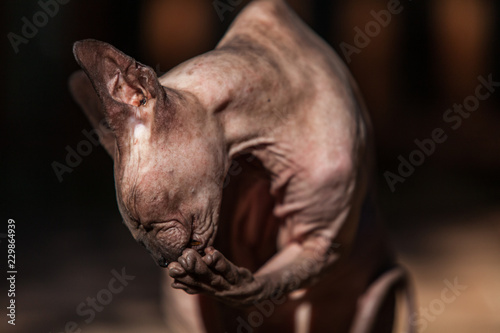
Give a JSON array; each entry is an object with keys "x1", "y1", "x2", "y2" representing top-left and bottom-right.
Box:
[{"x1": 69, "y1": 0, "x2": 413, "y2": 332}]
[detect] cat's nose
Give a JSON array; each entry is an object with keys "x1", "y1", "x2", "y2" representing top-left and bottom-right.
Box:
[{"x1": 158, "y1": 257, "x2": 169, "y2": 267}]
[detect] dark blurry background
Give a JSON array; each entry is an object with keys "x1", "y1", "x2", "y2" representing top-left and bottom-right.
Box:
[{"x1": 1, "y1": 0, "x2": 499, "y2": 332}]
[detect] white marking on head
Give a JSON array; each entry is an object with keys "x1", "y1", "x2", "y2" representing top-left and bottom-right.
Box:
[{"x1": 134, "y1": 123, "x2": 148, "y2": 141}]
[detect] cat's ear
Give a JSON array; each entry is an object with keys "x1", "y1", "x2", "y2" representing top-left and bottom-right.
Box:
[
  {"x1": 69, "y1": 70, "x2": 115, "y2": 156},
  {"x1": 72, "y1": 39, "x2": 167, "y2": 136}
]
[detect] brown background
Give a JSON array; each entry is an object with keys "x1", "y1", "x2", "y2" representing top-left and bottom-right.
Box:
[{"x1": 1, "y1": 0, "x2": 499, "y2": 332}]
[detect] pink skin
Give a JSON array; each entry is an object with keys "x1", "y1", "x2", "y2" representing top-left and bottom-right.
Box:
[
  {"x1": 70, "y1": 35, "x2": 343, "y2": 306},
  {"x1": 70, "y1": 46, "x2": 227, "y2": 267},
  {"x1": 69, "y1": 1, "x2": 412, "y2": 332},
  {"x1": 70, "y1": 39, "x2": 277, "y2": 304}
]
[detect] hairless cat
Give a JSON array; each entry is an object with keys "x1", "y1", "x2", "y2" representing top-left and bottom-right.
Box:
[{"x1": 69, "y1": 0, "x2": 413, "y2": 332}]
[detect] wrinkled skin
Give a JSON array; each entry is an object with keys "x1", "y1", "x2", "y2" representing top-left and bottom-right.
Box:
[{"x1": 69, "y1": 1, "x2": 412, "y2": 332}]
